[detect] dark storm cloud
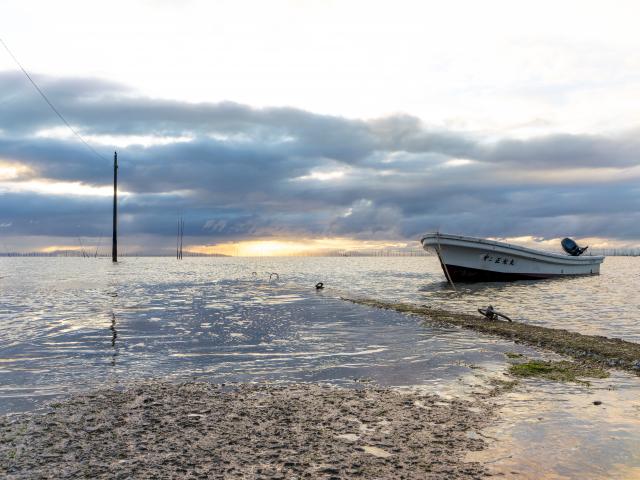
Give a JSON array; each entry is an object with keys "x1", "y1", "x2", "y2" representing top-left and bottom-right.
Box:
[
  {"x1": 481, "y1": 133, "x2": 640, "y2": 168},
  {"x1": 1, "y1": 71, "x2": 640, "y2": 247}
]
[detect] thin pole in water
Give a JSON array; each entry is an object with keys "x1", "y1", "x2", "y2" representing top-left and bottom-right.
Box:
[
  {"x1": 112, "y1": 151, "x2": 118, "y2": 263},
  {"x1": 176, "y1": 216, "x2": 184, "y2": 259},
  {"x1": 180, "y1": 218, "x2": 184, "y2": 259}
]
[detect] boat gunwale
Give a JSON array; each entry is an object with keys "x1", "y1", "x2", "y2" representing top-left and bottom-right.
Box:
[{"x1": 420, "y1": 232, "x2": 604, "y2": 264}]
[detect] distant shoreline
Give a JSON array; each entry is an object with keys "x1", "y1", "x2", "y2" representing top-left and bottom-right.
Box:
[
  {"x1": 0, "y1": 252, "x2": 433, "y2": 257},
  {"x1": 2, "y1": 252, "x2": 638, "y2": 257}
]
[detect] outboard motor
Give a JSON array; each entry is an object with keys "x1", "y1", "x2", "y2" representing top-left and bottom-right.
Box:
[{"x1": 561, "y1": 237, "x2": 588, "y2": 256}]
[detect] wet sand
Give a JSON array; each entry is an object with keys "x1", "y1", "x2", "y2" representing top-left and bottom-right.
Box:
[{"x1": 1, "y1": 382, "x2": 493, "y2": 479}]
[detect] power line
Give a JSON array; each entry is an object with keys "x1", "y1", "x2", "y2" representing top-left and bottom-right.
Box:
[{"x1": 0, "y1": 38, "x2": 108, "y2": 162}]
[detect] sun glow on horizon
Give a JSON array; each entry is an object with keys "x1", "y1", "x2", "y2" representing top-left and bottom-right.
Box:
[
  {"x1": 186, "y1": 238, "x2": 410, "y2": 256},
  {"x1": 40, "y1": 245, "x2": 84, "y2": 253}
]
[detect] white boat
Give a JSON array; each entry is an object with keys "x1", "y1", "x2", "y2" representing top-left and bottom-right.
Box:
[{"x1": 421, "y1": 233, "x2": 604, "y2": 282}]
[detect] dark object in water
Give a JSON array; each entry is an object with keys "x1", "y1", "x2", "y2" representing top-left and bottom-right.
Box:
[
  {"x1": 315, "y1": 282, "x2": 324, "y2": 290},
  {"x1": 561, "y1": 238, "x2": 588, "y2": 256},
  {"x1": 478, "y1": 305, "x2": 512, "y2": 322},
  {"x1": 269, "y1": 273, "x2": 279, "y2": 281}
]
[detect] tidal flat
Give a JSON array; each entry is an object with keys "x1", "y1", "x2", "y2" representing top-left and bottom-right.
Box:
[
  {"x1": 2, "y1": 257, "x2": 640, "y2": 477},
  {"x1": 0, "y1": 382, "x2": 492, "y2": 479}
]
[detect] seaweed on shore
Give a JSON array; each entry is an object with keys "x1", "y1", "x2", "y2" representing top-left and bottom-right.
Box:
[
  {"x1": 504, "y1": 352, "x2": 524, "y2": 359},
  {"x1": 508, "y1": 360, "x2": 608, "y2": 384},
  {"x1": 342, "y1": 297, "x2": 640, "y2": 375}
]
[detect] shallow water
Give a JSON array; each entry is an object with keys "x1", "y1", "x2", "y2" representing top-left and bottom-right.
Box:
[
  {"x1": 0, "y1": 256, "x2": 539, "y2": 412},
  {"x1": 1, "y1": 256, "x2": 640, "y2": 477},
  {"x1": 470, "y1": 370, "x2": 640, "y2": 479}
]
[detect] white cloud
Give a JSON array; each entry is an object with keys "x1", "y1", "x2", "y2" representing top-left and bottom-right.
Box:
[
  {"x1": 2, "y1": 0, "x2": 640, "y2": 133},
  {"x1": 35, "y1": 127, "x2": 193, "y2": 148}
]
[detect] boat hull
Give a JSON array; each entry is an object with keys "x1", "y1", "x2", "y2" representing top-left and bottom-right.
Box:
[{"x1": 421, "y1": 233, "x2": 604, "y2": 283}]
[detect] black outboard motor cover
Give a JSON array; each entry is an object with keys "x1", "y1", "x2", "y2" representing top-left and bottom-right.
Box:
[{"x1": 562, "y1": 237, "x2": 587, "y2": 256}]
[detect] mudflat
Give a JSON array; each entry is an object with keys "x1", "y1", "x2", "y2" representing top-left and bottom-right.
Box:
[{"x1": 1, "y1": 382, "x2": 492, "y2": 479}]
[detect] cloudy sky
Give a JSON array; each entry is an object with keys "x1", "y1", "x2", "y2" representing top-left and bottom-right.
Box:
[{"x1": 1, "y1": 0, "x2": 639, "y2": 254}]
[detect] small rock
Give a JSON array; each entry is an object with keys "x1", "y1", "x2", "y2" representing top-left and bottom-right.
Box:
[
  {"x1": 362, "y1": 445, "x2": 393, "y2": 458},
  {"x1": 319, "y1": 466, "x2": 340, "y2": 474},
  {"x1": 593, "y1": 400, "x2": 602, "y2": 406}
]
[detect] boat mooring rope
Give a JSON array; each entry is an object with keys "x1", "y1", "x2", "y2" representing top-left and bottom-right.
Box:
[{"x1": 435, "y1": 232, "x2": 457, "y2": 291}]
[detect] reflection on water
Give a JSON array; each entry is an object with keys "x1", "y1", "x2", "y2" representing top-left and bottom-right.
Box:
[
  {"x1": 1, "y1": 256, "x2": 640, "y2": 477},
  {"x1": 470, "y1": 371, "x2": 640, "y2": 479},
  {"x1": 0, "y1": 261, "x2": 535, "y2": 412},
  {"x1": 110, "y1": 312, "x2": 117, "y2": 367}
]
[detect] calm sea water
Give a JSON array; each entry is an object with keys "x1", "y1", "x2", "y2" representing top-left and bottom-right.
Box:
[{"x1": 1, "y1": 255, "x2": 640, "y2": 477}]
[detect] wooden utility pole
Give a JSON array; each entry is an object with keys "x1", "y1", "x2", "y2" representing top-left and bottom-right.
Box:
[{"x1": 112, "y1": 151, "x2": 118, "y2": 262}]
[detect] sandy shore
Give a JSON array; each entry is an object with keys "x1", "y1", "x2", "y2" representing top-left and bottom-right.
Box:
[{"x1": 1, "y1": 381, "x2": 492, "y2": 479}]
